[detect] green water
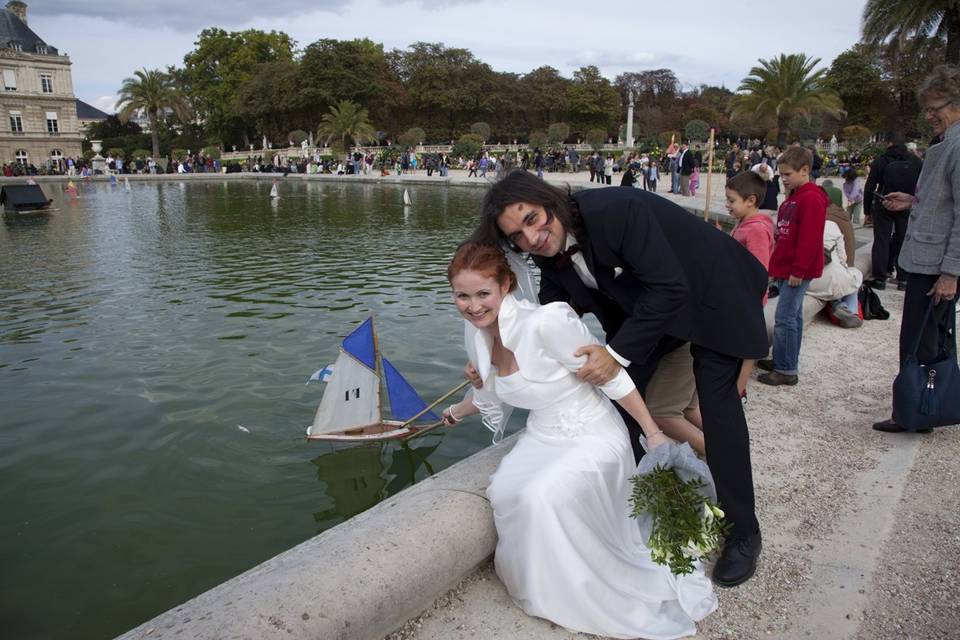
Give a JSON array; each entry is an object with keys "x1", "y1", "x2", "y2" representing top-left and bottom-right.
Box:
[{"x1": 0, "y1": 180, "x2": 500, "y2": 639}]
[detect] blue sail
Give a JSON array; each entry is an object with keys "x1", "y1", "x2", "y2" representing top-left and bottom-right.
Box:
[
  {"x1": 382, "y1": 357, "x2": 439, "y2": 421},
  {"x1": 342, "y1": 318, "x2": 376, "y2": 370}
]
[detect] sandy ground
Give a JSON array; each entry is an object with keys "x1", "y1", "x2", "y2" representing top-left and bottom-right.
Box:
[{"x1": 385, "y1": 285, "x2": 960, "y2": 640}]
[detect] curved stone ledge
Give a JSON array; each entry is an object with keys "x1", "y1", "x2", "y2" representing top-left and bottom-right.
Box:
[{"x1": 116, "y1": 435, "x2": 518, "y2": 640}]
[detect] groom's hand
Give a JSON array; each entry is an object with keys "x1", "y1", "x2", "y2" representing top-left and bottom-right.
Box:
[{"x1": 574, "y1": 345, "x2": 620, "y2": 386}]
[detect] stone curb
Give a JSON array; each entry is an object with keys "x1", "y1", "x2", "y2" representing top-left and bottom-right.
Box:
[{"x1": 115, "y1": 435, "x2": 518, "y2": 640}]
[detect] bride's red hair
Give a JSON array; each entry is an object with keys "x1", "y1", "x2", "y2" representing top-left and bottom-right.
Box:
[{"x1": 447, "y1": 242, "x2": 518, "y2": 291}]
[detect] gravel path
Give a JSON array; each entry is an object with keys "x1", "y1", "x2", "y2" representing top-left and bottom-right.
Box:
[{"x1": 387, "y1": 286, "x2": 960, "y2": 640}]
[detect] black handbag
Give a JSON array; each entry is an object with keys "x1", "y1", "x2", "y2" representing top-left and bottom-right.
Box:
[{"x1": 892, "y1": 301, "x2": 960, "y2": 429}]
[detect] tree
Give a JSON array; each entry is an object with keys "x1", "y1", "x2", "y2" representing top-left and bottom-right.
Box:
[
  {"x1": 316, "y1": 100, "x2": 376, "y2": 153},
  {"x1": 528, "y1": 130, "x2": 548, "y2": 150},
  {"x1": 862, "y1": 0, "x2": 960, "y2": 64},
  {"x1": 567, "y1": 66, "x2": 621, "y2": 138},
  {"x1": 634, "y1": 107, "x2": 664, "y2": 139},
  {"x1": 730, "y1": 53, "x2": 845, "y2": 145},
  {"x1": 298, "y1": 38, "x2": 393, "y2": 125},
  {"x1": 180, "y1": 28, "x2": 295, "y2": 146},
  {"x1": 116, "y1": 68, "x2": 190, "y2": 159},
  {"x1": 520, "y1": 66, "x2": 571, "y2": 130},
  {"x1": 841, "y1": 124, "x2": 873, "y2": 147},
  {"x1": 451, "y1": 133, "x2": 483, "y2": 160},
  {"x1": 585, "y1": 128, "x2": 607, "y2": 150},
  {"x1": 547, "y1": 122, "x2": 570, "y2": 144},
  {"x1": 470, "y1": 121, "x2": 491, "y2": 142},
  {"x1": 684, "y1": 119, "x2": 710, "y2": 142},
  {"x1": 235, "y1": 60, "x2": 306, "y2": 143},
  {"x1": 288, "y1": 130, "x2": 308, "y2": 145},
  {"x1": 84, "y1": 115, "x2": 142, "y2": 141},
  {"x1": 398, "y1": 127, "x2": 426, "y2": 147},
  {"x1": 392, "y1": 42, "x2": 499, "y2": 141},
  {"x1": 824, "y1": 45, "x2": 895, "y2": 132},
  {"x1": 614, "y1": 69, "x2": 679, "y2": 109}
]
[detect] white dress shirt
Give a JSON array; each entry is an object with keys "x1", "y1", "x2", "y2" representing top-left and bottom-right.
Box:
[{"x1": 563, "y1": 235, "x2": 633, "y2": 368}]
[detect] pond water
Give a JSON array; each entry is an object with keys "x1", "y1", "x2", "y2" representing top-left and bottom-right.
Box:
[{"x1": 0, "y1": 180, "x2": 509, "y2": 639}]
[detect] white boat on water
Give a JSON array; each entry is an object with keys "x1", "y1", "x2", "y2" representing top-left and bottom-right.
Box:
[{"x1": 306, "y1": 318, "x2": 451, "y2": 442}]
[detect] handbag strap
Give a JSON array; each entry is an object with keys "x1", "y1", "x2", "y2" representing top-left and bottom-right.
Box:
[{"x1": 907, "y1": 299, "x2": 957, "y2": 359}]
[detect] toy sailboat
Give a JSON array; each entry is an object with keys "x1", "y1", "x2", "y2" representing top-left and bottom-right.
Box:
[
  {"x1": 403, "y1": 189, "x2": 412, "y2": 206},
  {"x1": 270, "y1": 182, "x2": 279, "y2": 198},
  {"x1": 306, "y1": 318, "x2": 452, "y2": 442}
]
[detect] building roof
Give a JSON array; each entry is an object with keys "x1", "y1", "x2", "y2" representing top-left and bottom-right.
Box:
[
  {"x1": 75, "y1": 99, "x2": 109, "y2": 121},
  {"x1": 0, "y1": 6, "x2": 58, "y2": 55}
]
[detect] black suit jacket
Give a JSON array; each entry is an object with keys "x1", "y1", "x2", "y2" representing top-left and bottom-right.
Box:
[
  {"x1": 679, "y1": 150, "x2": 695, "y2": 176},
  {"x1": 535, "y1": 188, "x2": 769, "y2": 366}
]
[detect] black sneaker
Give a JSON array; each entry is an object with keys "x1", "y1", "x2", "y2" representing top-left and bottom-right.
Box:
[
  {"x1": 865, "y1": 278, "x2": 886, "y2": 290},
  {"x1": 757, "y1": 358, "x2": 774, "y2": 372}
]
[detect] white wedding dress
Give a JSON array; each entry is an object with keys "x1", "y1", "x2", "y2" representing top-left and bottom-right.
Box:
[{"x1": 469, "y1": 295, "x2": 717, "y2": 639}]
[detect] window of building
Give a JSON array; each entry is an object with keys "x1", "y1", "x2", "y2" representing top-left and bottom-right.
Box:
[
  {"x1": 9, "y1": 110, "x2": 22, "y2": 133},
  {"x1": 15, "y1": 149, "x2": 27, "y2": 164},
  {"x1": 3, "y1": 69, "x2": 16, "y2": 91},
  {"x1": 40, "y1": 73, "x2": 52, "y2": 93},
  {"x1": 50, "y1": 149, "x2": 63, "y2": 159},
  {"x1": 36, "y1": 44, "x2": 47, "y2": 55},
  {"x1": 45, "y1": 111, "x2": 58, "y2": 133},
  {"x1": 10, "y1": 42, "x2": 22, "y2": 52}
]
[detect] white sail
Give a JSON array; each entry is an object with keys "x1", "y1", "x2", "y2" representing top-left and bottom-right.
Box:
[
  {"x1": 124, "y1": 177, "x2": 131, "y2": 191},
  {"x1": 270, "y1": 183, "x2": 279, "y2": 198},
  {"x1": 308, "y1": 350, "x2": 380, "y2": 436},
  {"x1": 403, "y1": 189, "x2": 412, "y2": 205}
]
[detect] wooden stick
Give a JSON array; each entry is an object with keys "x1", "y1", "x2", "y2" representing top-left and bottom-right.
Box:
[
  {"x1": 704, "y1": 128, "x2": 716, "y2": 222},
  {"x1": 402, "y1": 419, "x2": 447, "y2": 441},
  {"x1": 398, "y1": 379, "x2": 471, "y2": 429}
]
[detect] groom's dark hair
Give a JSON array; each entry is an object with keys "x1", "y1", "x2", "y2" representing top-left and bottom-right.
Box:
[{"x1": 473, "y1": 169, "x2": 582, "y2": 251}]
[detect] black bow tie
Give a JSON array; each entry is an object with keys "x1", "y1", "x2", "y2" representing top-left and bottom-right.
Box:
[{"x1": 555, "y1": 244, "x2": 581, "y2": 268}]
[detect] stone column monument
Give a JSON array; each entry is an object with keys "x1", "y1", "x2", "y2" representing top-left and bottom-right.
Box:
[{"x1": 625, "y1": 89, "x2": 635, "y2": 149}]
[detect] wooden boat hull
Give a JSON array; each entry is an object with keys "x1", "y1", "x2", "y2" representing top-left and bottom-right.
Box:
[{"x1": 305, "y1": 420, "x2": 439, "y2": 442}]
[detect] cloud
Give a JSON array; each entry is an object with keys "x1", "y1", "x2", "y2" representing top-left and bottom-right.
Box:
[
  {"x1": 27, "y1": 0, "x2": 348, "y2": 32},
  {"x1": 92, "y1": 96, "x2": 117, "y2": 114}
]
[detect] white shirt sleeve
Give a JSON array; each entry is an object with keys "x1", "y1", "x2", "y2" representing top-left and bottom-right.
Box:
[
  {"x1": 605, "y1": 344, "x2": 632, "y2": 368},
  {"x1": 537, "y1": 302, "x2": 636, "y2": 400}
]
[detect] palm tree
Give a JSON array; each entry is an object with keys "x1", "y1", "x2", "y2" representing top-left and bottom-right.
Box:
[
  {"x1": 730, "y1": 54, "x2": 844, "y2": 145},
  {"x1": 863, "y1": 0, "x2": 960, "y2": 64},
  {"x1": 116, "y1": 69, "x2": 190, "y2": 160},
  {"x1": 316, "y1": 100, "x2": 376, "y2": 153}
]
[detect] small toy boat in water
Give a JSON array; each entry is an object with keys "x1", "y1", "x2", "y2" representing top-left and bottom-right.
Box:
[
  {"x1": 306, "y1": 317, "x2": 463, "y2": 442},
  {"x1": 269, "y1": 182, "x2": 279, "y2": 198},
  {"x1": 1, "y1": 184, "x2": 54, "y2": 215}
]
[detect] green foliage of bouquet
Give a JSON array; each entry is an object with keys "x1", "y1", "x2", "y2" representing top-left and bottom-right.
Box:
[{"x1": 630, "y1": 465, "x2": 729, "y2": 575}]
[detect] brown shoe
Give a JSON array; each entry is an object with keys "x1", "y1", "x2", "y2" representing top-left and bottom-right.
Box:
[{"x1": 757, "y1": 371, "x2": 798, "y2": 386}]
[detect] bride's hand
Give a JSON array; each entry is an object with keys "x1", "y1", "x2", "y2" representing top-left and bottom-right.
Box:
[
  {"x1": 646, "y1": 431, "x2": 675, "y2": 448},
  {"x1": 441, "y1": 405, "x2": 461, "y2": 427}
]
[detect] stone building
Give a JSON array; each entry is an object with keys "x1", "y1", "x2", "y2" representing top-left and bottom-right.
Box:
[{"x1": 0, "y1": 1, "x2": 83, "y2": 167}]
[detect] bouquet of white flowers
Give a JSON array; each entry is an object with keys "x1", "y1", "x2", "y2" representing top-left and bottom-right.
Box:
[{"x1": 629, "y1": 441, "x2": 729, "y2": 575}]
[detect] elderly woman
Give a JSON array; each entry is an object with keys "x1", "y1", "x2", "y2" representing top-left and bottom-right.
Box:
[{"x1": 874, "y1": 64, "x2": 960, "y2": 434}]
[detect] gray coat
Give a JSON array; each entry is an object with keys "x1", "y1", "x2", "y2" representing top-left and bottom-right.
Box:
[{"x1": 899, "y1": 122, "x2": 960, "y2": 276}]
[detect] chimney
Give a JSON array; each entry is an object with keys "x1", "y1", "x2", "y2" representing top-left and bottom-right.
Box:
[{"x1": 6, "y1": 1, "x2": 26, "y2": 24}]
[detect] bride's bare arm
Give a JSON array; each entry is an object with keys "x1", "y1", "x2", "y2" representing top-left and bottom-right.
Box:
[{"x1": 614, "y1": 389, "x2": 675, "y2": 448}]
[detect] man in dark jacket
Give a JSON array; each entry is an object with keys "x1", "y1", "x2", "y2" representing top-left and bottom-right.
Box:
[
  {"x1": 476, "y1": 170, "x2": 767, "y2": 587},
  {"x1": 678, "y1": 143, "x2": 695, "y2": 195},
  {"x1": 864, "y1": 139, "x2": 923, "y2": 289}
]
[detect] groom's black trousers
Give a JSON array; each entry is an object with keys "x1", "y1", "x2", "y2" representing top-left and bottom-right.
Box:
[{"x1": 612, "y1": 337, "x2": 760, "y2": 540}]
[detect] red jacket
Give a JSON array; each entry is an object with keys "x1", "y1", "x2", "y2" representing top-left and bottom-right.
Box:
[{"x1": 768, "y1": 182, "x2": 828, "y2": 280}]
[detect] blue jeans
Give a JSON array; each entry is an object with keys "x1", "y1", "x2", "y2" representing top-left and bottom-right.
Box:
[{"x1": 772, "y1": 278, "x2": 812, "y2": 375}]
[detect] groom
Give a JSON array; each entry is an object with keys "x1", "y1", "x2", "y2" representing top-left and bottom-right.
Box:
[{"x1": 473, "y1": 170, "x2": 768, "y2": 587}]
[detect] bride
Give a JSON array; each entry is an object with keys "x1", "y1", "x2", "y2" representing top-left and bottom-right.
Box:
[{"x1": 441, "y1": 241, "x2": 717, "y2": 640}]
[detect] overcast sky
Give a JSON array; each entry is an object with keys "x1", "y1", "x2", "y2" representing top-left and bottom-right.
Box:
[{"x1": 26, "y1": 0, "x2": 869, "y2": 114}]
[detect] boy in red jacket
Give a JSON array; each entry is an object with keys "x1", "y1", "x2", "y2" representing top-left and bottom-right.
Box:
[{"x1": 758, "y1": 146, "x2": 828, "y2": 386}]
